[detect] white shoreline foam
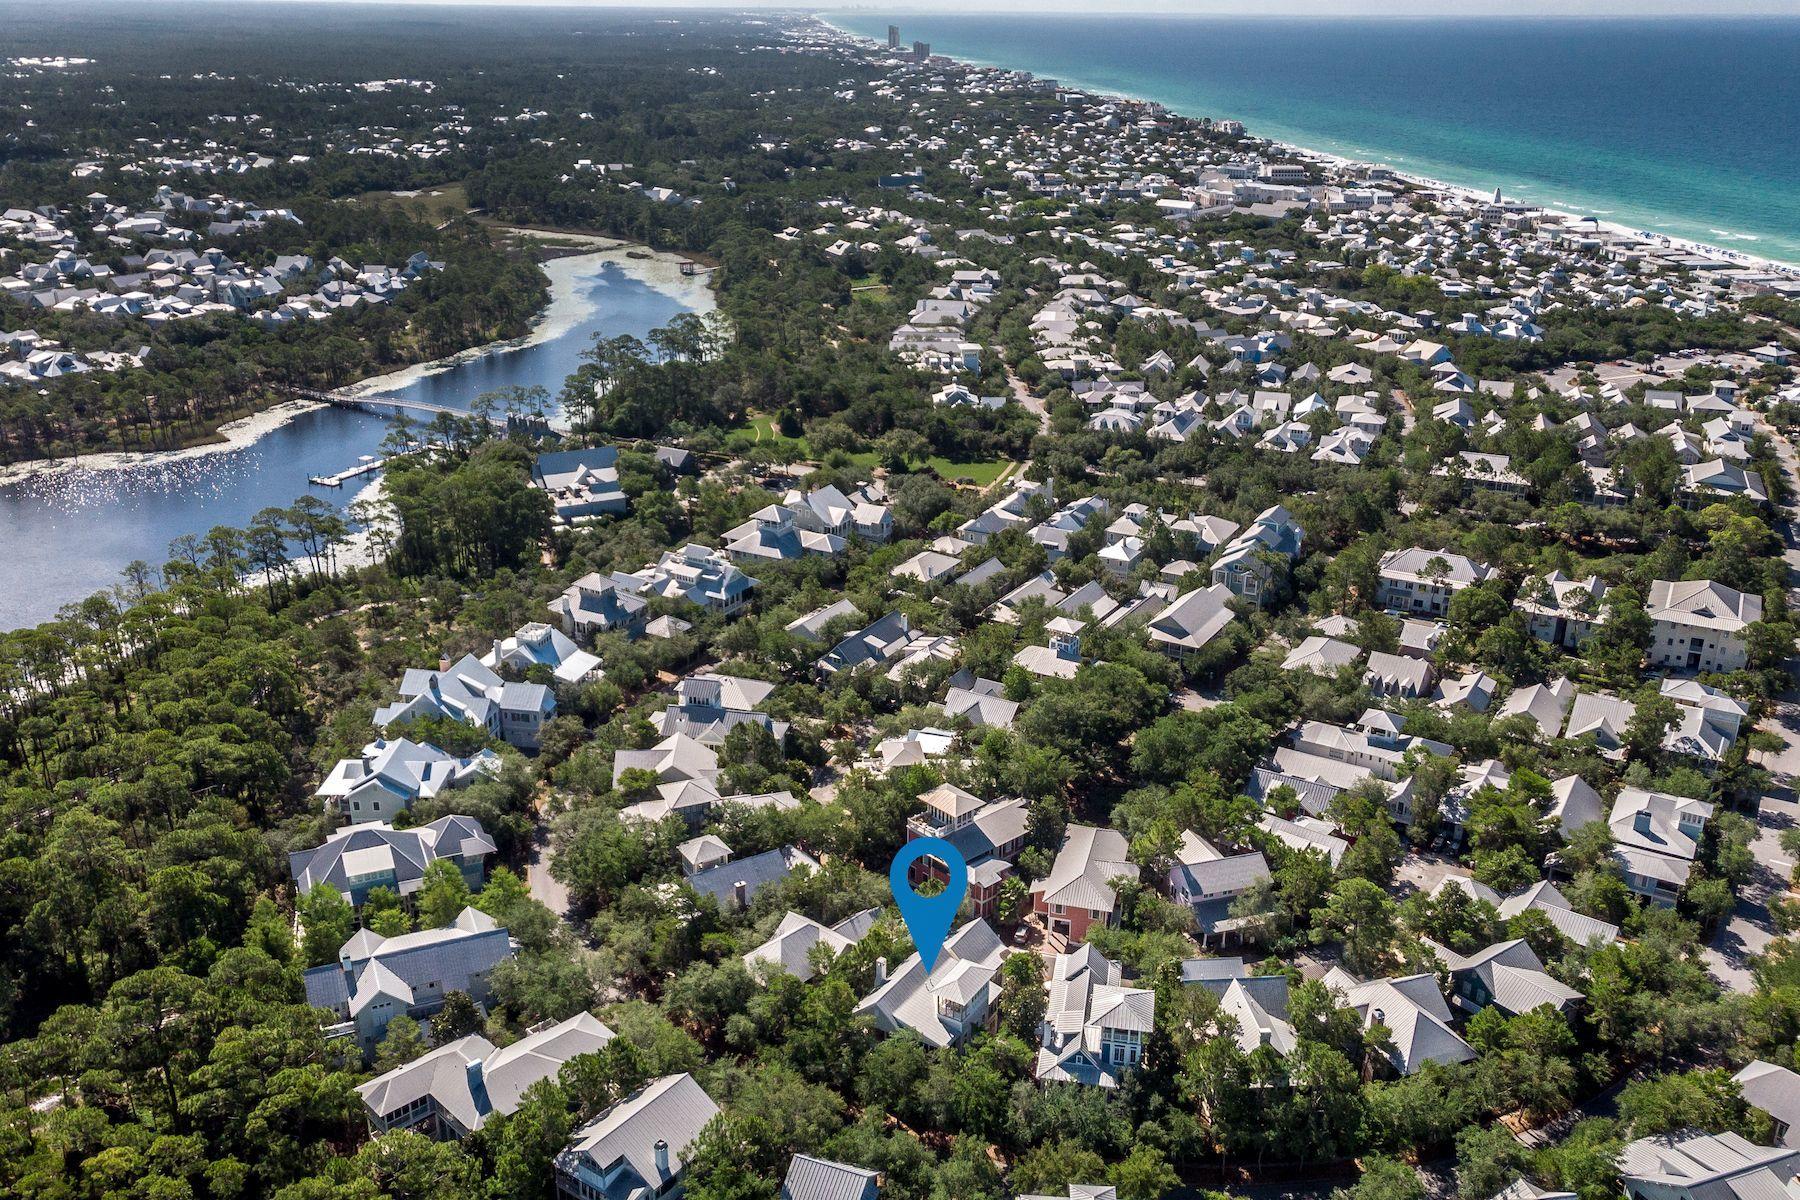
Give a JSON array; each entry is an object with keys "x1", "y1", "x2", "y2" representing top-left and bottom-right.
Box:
[{"x1": 815, "y1": 15, "x2": 1800, "y2": 276}]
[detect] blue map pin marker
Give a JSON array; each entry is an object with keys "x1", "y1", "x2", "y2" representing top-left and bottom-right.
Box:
[{"x1": 890, "y1": 837, "x2": 969, "y2": 973}]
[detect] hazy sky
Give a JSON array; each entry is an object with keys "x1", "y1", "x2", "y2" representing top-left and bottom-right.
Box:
[{"x1": 260, "y1": 0, "x2": 1800, "y2": 14}]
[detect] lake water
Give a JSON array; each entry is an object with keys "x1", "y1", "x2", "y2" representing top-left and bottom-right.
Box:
[
  {"x1": 831, "y1": 13, "x2": 1800, "y2": 265},
  {"x1": 0, "y1": 254, "x2": 696, "y2": 629}
]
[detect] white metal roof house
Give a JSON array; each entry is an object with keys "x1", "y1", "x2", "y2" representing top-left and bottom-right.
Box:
[
  {"x1": 1210, "y1": 505, "x2": 1303, "y2": 606},
  {"x1": 744, "y1": 908, "x2": 880, "y2": 983},
  {"x1": 356, "y1": 1011, "x2": 614, "y2": 1139},
  {"x1": 1145, "y1": 583, "x2": 1237, "y2": 658},
  {"x1": 555, "y1": 1073, "x2": 721, "y2": 1200},
  {"x1": 1647, "y1": 578, "x2": 1763, "y2": 675},
  {"x1": 302, "y1": 906, "x2": 517, "y2": 1058},
  {"x1": 612, "y1": 544, "x2": 758, "y2": 616},
  {"x1": 550, "y1": 574, "x2": 650, "y2": 642},
  {"x1": 482, "y1": 622, "x2": 603, "y2": 686},
  {"x1": 653, "y1": 673, "x2": 786, "y2": 747},
  {"x1": 531, "y1": 447, "x2": 628, "y2": 526},
  {"x1": 1322, "y1": 966, "x2": 1473, "y2": 1075},
  {"x1": 1618, "y1": 1131, "x2": 1800, "y2": 1200},
  {"x1": 1376, "y1": 547, "x2": 1495, "y2": 616},
  {"x1": 853, "y1": 919, "x2": 1006, "y2": 1048},
  {"x1": 373, "y1": 653, "x2": 555, "y2": 750},
  {"x1": 781, "y1": 1155, "x2": 883, "y2": 1200},
  {"x1": 1184, "y1": 960, "x2": 1295, "y2": 1055},
  {"x1": 1030, "y1": 824, "x2": 1138, "y2": 944},
  {"x1": 289, "y1": 815, "x2": 496, "y2": 905},
  {"x1": 1608, "y1": 788, "x2": 1713, "y2": 903},
  {"x1": 314, "y1": 737, "x2": 501, "y2": 823},
  {"x1": 1425, "y1": 937, "x2": 1582, "y2": 1017},
  {"x1": 1168, "y1": 831, "x2": 1269, "y2": 943},
  {"x1": 1034, "y1": 945, "x2": 1155, "y2": 1088},
  {"x1": 1734, "y1": 1061, "x2": 1800, "y2": 1148}
]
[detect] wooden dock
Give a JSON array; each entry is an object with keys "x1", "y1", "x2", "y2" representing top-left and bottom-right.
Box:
[{"x1": 309, "y1": 457, "x2": 386, "y2": 488}]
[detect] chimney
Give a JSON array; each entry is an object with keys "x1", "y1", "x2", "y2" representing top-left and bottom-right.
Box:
[
  {"x1": 427, "y1": 674, "x2": 441, "y2": 695},
  {"x1": 491, "y1": 639, "x2": 503, "y2": 663},
  {"x1": 465, "y1": 1060, "x2": 492, "y2": 1116},
  {"x1": 437, "y1": 654, "x2": 451, "y2": 673},
  {"x1": 653, "y1": 1139, "x2": 670, "y2": 1179},
  {"x1": 1372, "y1": 1008, "x2": 1385, "y2": 1026},
  {"x1": 732, "y1": 880, "x2": 748, "y2": 910},
  {"x1": 874, "y1": 956, "x2": 888, "y2": 986},
  {"x1": 1634, "y1": 810, "x2": 1652, "y2": 834}
]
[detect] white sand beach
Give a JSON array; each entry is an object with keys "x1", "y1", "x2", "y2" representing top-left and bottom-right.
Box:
[
  {"x1": 821, "y1": 18, "x2": 1800, "y2": 280},
  {"x1": 0, "y1": 236, "x2": 715, "y2": 487},
  {"x1": 0, "y1": 398, "x2": 328, "y2": 488},
  {"x1": 342, "y1": 236, "x2": 716, "y2": 402}
]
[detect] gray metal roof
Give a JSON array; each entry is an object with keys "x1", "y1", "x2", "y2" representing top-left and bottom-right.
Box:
[{"x1": 781, "y1": 1154, "x2": 881, "y2": 1200}]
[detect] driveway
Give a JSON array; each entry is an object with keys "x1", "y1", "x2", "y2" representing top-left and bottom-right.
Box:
[
  {"x1": 1009, "y1": 370, "x2": 1050, "y2": 432},
  {"x1": 1708, "y1": 424, "x2": 1800, "y2": 990},
  {"x1": 1393, "y1": 850, "x2": 1466, "y2": 899},
  {"x1": 1703, "y1": 790, "x2": 1794, "y2": 992},
  {"x1": 525, "y1": 813, "x2": 573, "y2": 920}
]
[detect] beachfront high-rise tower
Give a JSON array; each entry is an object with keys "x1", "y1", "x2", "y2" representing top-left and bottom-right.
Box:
[{"x1": 888, "y1": 25, "x2": 900, "y2": 49}]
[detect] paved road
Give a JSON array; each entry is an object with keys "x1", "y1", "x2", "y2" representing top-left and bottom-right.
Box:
[
  {"x1": 525, "y1": 813, "x2": 573, "y2": 920},
  {"x1": 1009, "y1": 370, "x2": 1050, "y2": 432},
  {"x1": 1706, "y1": 420, "x2": 1800, "y2": 989},
  {"x1": 1704, "y1": 792, "x2": 1795, "y2": 991}
]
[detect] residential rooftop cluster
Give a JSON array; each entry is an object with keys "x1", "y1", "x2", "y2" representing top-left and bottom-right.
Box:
[{"x1": 12, "y1": 11, "x2": 1800, "y2": 1200}]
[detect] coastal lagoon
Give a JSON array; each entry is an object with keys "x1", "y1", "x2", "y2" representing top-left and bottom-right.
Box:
[
  {"x1": 832, "y1": 14, "x2": 1800, "y2": 265},
  {"x1": 0, "y1": 251, "x2": 703, "y2": 629}
]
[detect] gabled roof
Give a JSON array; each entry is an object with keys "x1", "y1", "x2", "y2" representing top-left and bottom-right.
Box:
[
  {"x1": 303, "y1": 906, "x2": 515, "y2": 1019},
  {"x1": 1035, "y1": 947, "x2": 1156, "y2": 1087},
  {"x1": 781, "y1": 1155, "x2": 882, "y2": 1200},
  {"x1": 1610, "y1": 788, "x2": 1712, "y2": 863},
  {"x1": 1147, "y1": 584, "x2": 1236, "y2": 652},
  {"x1": 290, "y1": 814, "x2": 496, "y2": 897},
  {"x1": 854, "y1": 919, "x2": 1005, "y2": 1048},
  {"x1": 1498, "y1": 678, "x2": 1576, "y2": 740},
  {"x1": 1618, "y1": 1130, "x2": 1800, "y2": 1200},
  {"x1": 1031, "y1": 825, "x2": 1137, "y2": 914},
  {"x1": 559, "y1": 1073, "x2": 720, "y2": 1195},
  {"x1": 1498, "y1": 881, "x2": 1619, "y2": 946},
  {"x1": 1323, "y1": 966, "x2": 1473, "y2": 1074},
  {"x1": 1281, "y1": 635, "x2": 1362, "y2": 675},
  {"x1": 687, "y1": 845, "x2": 820, "y2": 910},
  {"x1": 1733, "y1": 1062, "x2": 1800, "y2": 1148},
  {"x1": 1188, "y1": 967, "x2": 1294, "y2": 1055},
  {"x1": 1378, "y1": 546, "x2": 1494, "y2": 587},
  {"x1": 1429, "y1": 937, "x2": 1582, "y2": 1015},
  {"x1": 744, "y1": 909, "x2": 879, "y2": 983},
  {"x1": 356, "y1": 1012, "x2": 614, "y2": 1133},
  {"x1": 1647, "y1": 578, "x2": 1762, "y2": 633}
]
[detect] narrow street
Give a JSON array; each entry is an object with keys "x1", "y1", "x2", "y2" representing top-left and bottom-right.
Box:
[
  {"x1": 1703, "y1": 793, "x2": 1794, "y2": 991},
  {"x1": 525, "y1": 808, "x2": 574, "y2": 921},
  {"x1": 1009, "y1": 369, "x2": 1050, "y2": 432},
  {"x1": 1705, "y1": 417, "x2": 1800, "y2": 988}
]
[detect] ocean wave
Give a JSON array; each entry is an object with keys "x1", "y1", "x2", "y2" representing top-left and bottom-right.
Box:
[{"x1": 1708, "y1": 229, "x2": 1762, "y2": 242}]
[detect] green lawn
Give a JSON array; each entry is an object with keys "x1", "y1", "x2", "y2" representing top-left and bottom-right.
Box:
[
  {"x1": 724, "y1": 413, "x2": 808, "y2": 454},
  {"x1": 724, "y1": 414, "x2": 1009, "y2": 485},
  {"x1": 924, "y1": 456, "x2": 1010, "y2": 486},
  {"x1": 354, "y1": 182, "x2": 471, "y2": 224}
]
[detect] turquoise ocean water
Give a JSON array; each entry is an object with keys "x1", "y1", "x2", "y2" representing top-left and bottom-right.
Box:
[{"x1": 826, "y1": 13, "x2": 1800, "y2": 265}]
